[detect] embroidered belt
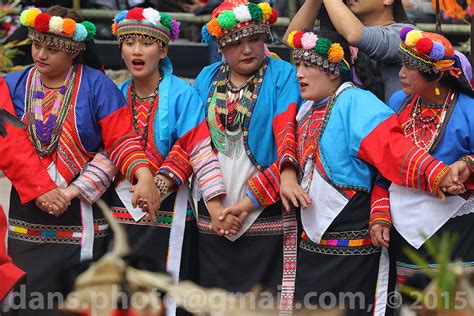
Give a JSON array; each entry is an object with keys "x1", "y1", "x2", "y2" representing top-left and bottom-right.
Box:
[
  {"x1": 396, "y1": 261, "x2": 474, "y2": 285},
  {"x1": 197, "y1": 214, "x2": 283, "y2": 236},
  {"x1": 9, "y1": 218, "x2": 109, "y2": 245},
  {"x1": 300, "y1": 230, "x2": 380, "y2": 256},
  {"x1": 111, "y1": 206, "x2": 195, "y2": 228}
]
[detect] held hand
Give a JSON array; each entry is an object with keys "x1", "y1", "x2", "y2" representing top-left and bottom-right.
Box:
[
  {"x1": 35, "y1": 188, "x2": 69, "y2": 216},
  {"x1": 280, "y1": 167, "x2": 312, "y2": 212},
  {"x1": 132, "y1": 168, "x2": 161, "y2": 221},
  {"x1": 207, "y1": 198, "x2": 243, "y2": 236},
  {"x1": 218, "y1": 196, "x2": 254, "y2": 222},
  {"x1": 438, "y1": 168, "x2": 467, "y2": 200},
  {"x1": 369, "y1": 223, "x2": 390, "y2": 248}
]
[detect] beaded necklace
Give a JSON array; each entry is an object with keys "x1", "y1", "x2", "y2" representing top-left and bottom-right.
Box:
[
  {"x1": 25, "y1": 66, "x2": 77, "y2": 156},
  {"x1": 207, "y1": 60, "x2": 267, "y2": 155},
  {"x1": 129, "y1": 80, "x2": 159, "y2": 149},
  {"x1": 402, "y1": 90, "x2": 454, "y2": 152}
]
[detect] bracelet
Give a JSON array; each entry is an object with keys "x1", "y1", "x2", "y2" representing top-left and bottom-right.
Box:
[
  {"x1": 461, "y1": 156, "x2": 474, "y2": 173},
  {"x1": 153, "y1": 175, "x2": 168, "y2": 198}
]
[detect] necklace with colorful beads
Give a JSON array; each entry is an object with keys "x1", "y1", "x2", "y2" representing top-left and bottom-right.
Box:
[
  {"x1": 403, "y1": 90, "x2": 454, "y2": 152},
  {"x1": 26, "y1": 66, "x2": 76, "y2": 156}
]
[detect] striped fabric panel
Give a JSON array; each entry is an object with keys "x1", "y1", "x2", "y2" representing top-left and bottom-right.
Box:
[
  {"x1": 189, "y1": 137, "x2": 225, "y2": 202},
  {"x1": 369, "y1": 184, "x2": 392, "y2": 228},
  {"x1": 159, "y1": 143, "x2": 193, "y2": 187},
  {"x1": 401, "y1": 146, "x2": 449, "y2": 194},
  {"x1": 71, "y1": 152, "x2": 118, "y2": 205},
  {"x1": 247, "y1": 162, "x2": 280, "y2": 208},
  {"x1": 302, "y1": 231, "x2": 373, "y2": 247}
]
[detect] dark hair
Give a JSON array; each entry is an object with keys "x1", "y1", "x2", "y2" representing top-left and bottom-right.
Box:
[
  {"x1": 45, "y1": 5, "x2": 103, "y2": 70},
  {"x1": 421, "y1": 70, "x2": 474, "y2": 97},
  {"x1": 319, "y1": 5, "x2": 384, "y2": 98},
  {"x1": 353, "y1": 53, "x2": 386, "y2": 100}
]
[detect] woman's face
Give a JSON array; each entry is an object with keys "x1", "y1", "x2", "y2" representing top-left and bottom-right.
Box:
[
  {"x1": 32, "y1": 40, "x2": 77, "y2": 79},
  {"x1": 221, "y1": 33, "x2": 266, "y2": 76},
  {"x1": 296, "y1": 61, "x2": 339, "y2": 101},
  {"x1": 399, "y1": 64, "x2": 434, "y2": 95},
  {"x1": 121, "y1": 36, "x2": 167, "y2": 80}
]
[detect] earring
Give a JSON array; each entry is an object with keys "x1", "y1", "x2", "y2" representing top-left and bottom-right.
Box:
[{"x1": 435, "y1": 84, "x2": 440, "y2": 96}]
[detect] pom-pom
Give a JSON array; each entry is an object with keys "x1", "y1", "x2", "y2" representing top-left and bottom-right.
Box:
[
  {"x1": 20, "y1": 9, "x2": 31, "y2": 26},
  {"x1": 143, "y1": 8, "x2": 161, "y2": 25},
  {"x1": 328, "y1": 43, "x2": 345, "y2": 63},
  {"x1": 293, "y1": 31, "x2": 304, "y2": 49},
  {"x1": 405, "y1": 30, "x2": 422, "y2": 47},
  {"x1": 26, "y1": 9, "x2": 41, "y2": 28},
  {"x1": 415, "y1": 37, "x2": 433, "y2": 55},
  {"x1": 207, "y1": 18, "x2": 223, "y2": 37},
  {"x1": 170, "y1": 19, "x2": 180, "y2": 41},
  {"x1": 217, "y1": 10, "x2": 237, "y2": 30},
  {"x1": 62, "y1": 18, "x2": 76, "y2": 36},
  {"x1": 247, "y1": 3, "x2": 263, "y2": 22},
  {"x1": 269, "y1": 8, "x2": 278, "y2": 24},
  {"x1": 127, "y1": 7, "x2": 144, "y2": 21},
  {"x1": 49, "y1": 16, "x2": 63, "y2": 34},
  {"x1": 34, "y1": 13, "x2": 51, "y2": 33},
  {"x1": 315, "y1": 37, "x2": 332, "y2": 57},
  {"x1": 400, "y1": 26, "x2": 415, "y2": 41},
  {"x1": 301, "y1": 32, "x2": 318, "y2": 50},
  {"x1": 233, "y1": 5, "x2": 252, "y2": 23},
  {"x1": 258, "y1": 3, "x2": 272, "y2": 21},
  {"x1": 114, "y1": 10, "x2": 128, "y2": 23},
  {"x1": 287, "y1": 30, "x2": 297, "y2": 48},
  {"x1": 429, "y1": 41, "x2": 445, "y2": 60},
  {"x1": 201, "y1": 24, "x2": 215, "y2": 43},
  {"x1": 160, "y1": 13, "x2": 173, "y2": 31},
  {"x1": 111, "y1": 23, "x2": 118, "y2": 35},
  {"x1": 73, "y1": 23, "x2": 87, "y2": 41},
  {"x1": 82, "y1": 21, "x2": 96, "y2": 40}
]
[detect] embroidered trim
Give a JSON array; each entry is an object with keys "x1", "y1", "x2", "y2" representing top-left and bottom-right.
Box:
[
  {"x1": 8, "y1": 218, "x2": 108, "y2": 244},
  {"x1": 300, "y1": 230, "x2": 380, "y2": 256},
  {"x1": 111, "y1": 206, "x2": 194, "y2": 228},
  {"x1": 197, "y1": 214, "x2": 283, "y2": 236}
]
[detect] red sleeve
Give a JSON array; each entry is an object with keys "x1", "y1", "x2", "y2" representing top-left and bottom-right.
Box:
[
  {"x1": 274, "y1": 102, "x2": 299, "y2": 171},
  {"x1": 370, "y1": 183, "x2": 391, "y2": 228},
  {"x1": 99, "y1": 106, "x2": 149, "y2": 184},
  {"x1": 159, "y1": 121, "x2": 210, "y2": 187},
  {"x1": 359, "y1": 114, "x2": 449, "y2": 195},
  {"x1": 245, "y1": 102, "x2": 299, "y2": 209},
  {"x1": 0, "y1": 79, "x2": 56, "y2": 204},
  {"x1": 247, "y1": 162, "x2": 281, "y2": 208}
]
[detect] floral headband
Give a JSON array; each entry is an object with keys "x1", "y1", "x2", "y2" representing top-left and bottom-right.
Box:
[
  {"x1": 201, "y1": 2, "x2": 278, "y2": 48},
  {"x1": 287, "y1": 31, "x2": 350, "y2": 75},
  {"x1": 112, "y1": 7, "x2": 180, "y2": 45},
  {"x1": 399, "y1": 26, "x2": 462, "y2": 77},
  {"x1": 20, "y1": 8, "x2": 96, "y2": 53}
]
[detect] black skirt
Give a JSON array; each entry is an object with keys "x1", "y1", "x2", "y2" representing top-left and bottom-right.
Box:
[
  {"x1": 7, "y1": 187, "x2": 110, "y2": 316},
  {"x1": 108, "y1": 189, "x2": 199, "y2": 283},
  {"x1": 196, "y1": 200, "x2": 285, "y2": 293},
  {"x1": 294, "y1": 192, "x2": 394, "y2": 316}
]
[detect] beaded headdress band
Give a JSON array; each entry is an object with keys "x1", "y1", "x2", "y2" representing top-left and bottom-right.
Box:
[
  {"x1": 287, "y1": 31, "x2": 350, "y2": 75},
  {"x1": 20, "y1": 8, "x2": 96, "y2": 54},
  {"x1": 201, "y1": 1, "x2": 278, "y2": 48},
  {"x1": 399, "y1": 27, "x2": 461, "y2": 77},
  {"x1": 112, "y1": 7, "x2": 180, "y2": 45}
]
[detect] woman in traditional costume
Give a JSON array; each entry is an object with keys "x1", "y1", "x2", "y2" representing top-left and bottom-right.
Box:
[
  {"x1": 194, "y1": 1, "x2": 302, "y2": 310},
  {"x1": 3, "y1": 6, "x2": 160, "y2": 315},
  {"x1": 283, "y1": 30, "x2": 459, "y2": 315},
  {"x1": 368, "y1": 29, "x2": 474, "y2": 295},
  {"x1": 101, "y1": 8, "x2": 227, "y2": 289}
]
